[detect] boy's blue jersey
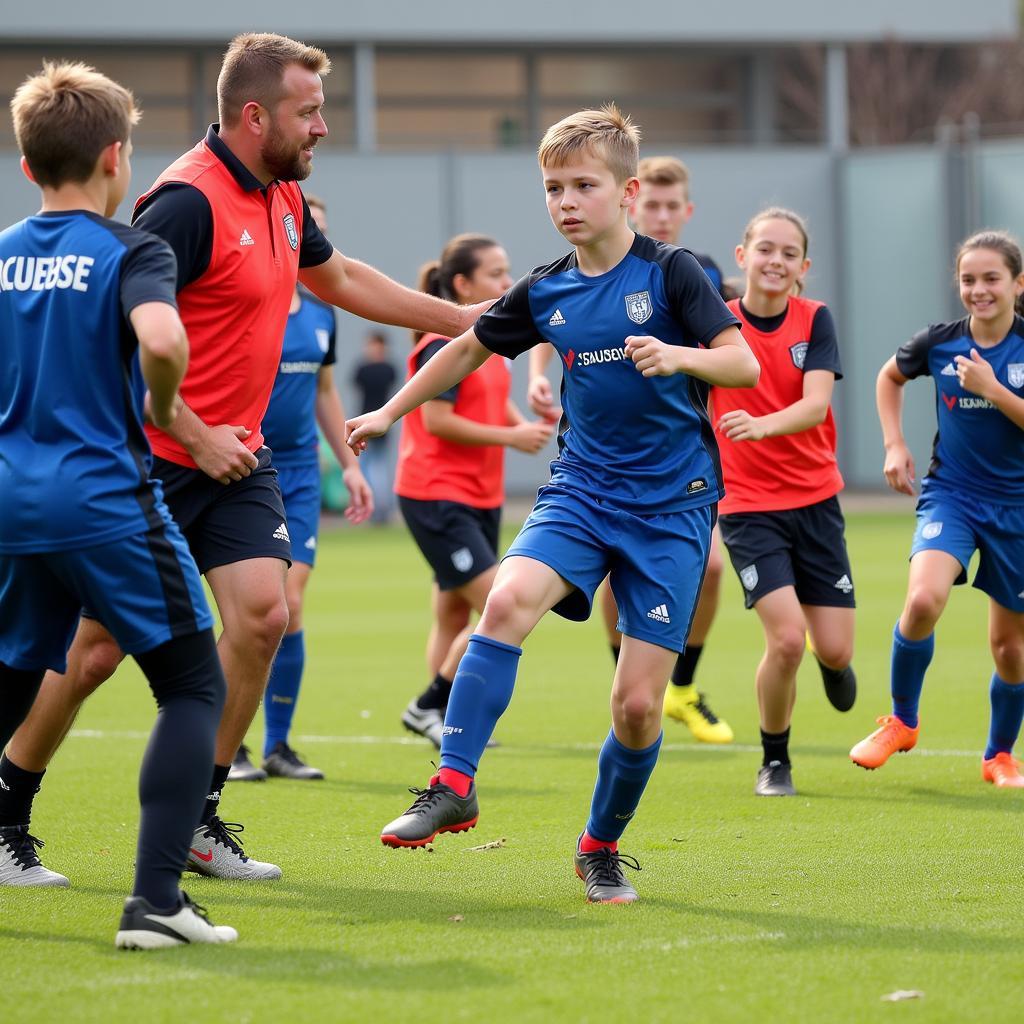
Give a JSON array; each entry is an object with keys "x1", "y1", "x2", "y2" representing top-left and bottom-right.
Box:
[
  {"x1": 896, "y1": 316, "x2": 1024, "y2": 505},
  {"x1": 474, "y1": 234, "x2": 739, "y2": 514},
  {"x1": 0, "y1": 211, "x2": 178, "y2": 553},
  {"x1": 261, "y1": 287, "x2": 336, "y2": 467}
]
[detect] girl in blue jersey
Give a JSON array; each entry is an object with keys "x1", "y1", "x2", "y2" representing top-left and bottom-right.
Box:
[{"x1": 851, "y1": 231, "x2": 1024, "y2": 787}]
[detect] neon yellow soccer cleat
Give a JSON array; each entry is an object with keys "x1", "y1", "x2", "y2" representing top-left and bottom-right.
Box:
[{"x1": 663, "y1": 685, "x2": 734, "y2": 744}]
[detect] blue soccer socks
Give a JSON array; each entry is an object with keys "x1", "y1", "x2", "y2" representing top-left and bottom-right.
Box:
[
  {"x1": 585, "y1": 728, "x2": 663, "y2": 845},
  {"x1": 890, "y1": 623, "x2": 934, "y2": 729},
  {"x1": 439, "y1": 634, "x2": 521, "y2": 777},
  {"x1": 263, "y1": 631, "x2": 305, "y2": 757},
  {"x1": 985, "y1": 673, "x2": 1024, "y2": 760}
]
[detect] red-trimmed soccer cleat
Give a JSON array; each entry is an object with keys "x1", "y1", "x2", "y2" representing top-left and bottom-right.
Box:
[
  {"x1": 573, "y1": 838, "x2": 641, "y2": 904},
  {"x1": 380, "y1": 775, "x2": 479, "y2": 848},
  {"x1": 982, "y1": 752, "x2": 1024, "y2": 788},
  {"x1": 850, "y1": 715, "x2": 919, "y2": 769}
]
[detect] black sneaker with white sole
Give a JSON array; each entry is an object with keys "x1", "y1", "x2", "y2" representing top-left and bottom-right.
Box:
[
  {"x1": 262, "y1": 742, "x2": 324, "y2": 780},
  {"x1": 380, "y1": 775, "x2": 478, "y2": 848},
  {"x1": 228, "y1": 744, "x2": 267, "y2": 782},
  {"x1": 115, "y1": 891, "x2": 238, "y2": 949},
  {"x1": 755, "y1": 760, "x2": 796, "y2": 796}
]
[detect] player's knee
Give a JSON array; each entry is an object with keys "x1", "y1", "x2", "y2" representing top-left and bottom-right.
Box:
[
  {"x1": 705, "y1": 547, "x2": 724, "y2": 586},
  {"x1": 75, "y1": 636, "x2": 124, "y2": 695},
  {"x1": 768, "y1": 627, "x2": 806, "y2": 670},
  {"x1": 612, "y1": 689, "x2": 662, "y2": 733},
  {"x1": 478, "y1": 584, "x2": 527, "y2": 636},
  {"x1": 990, "y1": 635, "x2": 1024, "y2": 683},
  {"x1": 903, "y1": 587, "x2": 944, "y2": 632},
  {"x1": 813, "y1": 636, "x2": 853, "y2": 671},
  {"x1": 285, "y1": 593, "x2": 303, "y2": 632},
  {"x1": 235, "y1": 593, "x2": 290, "y2": 654}
]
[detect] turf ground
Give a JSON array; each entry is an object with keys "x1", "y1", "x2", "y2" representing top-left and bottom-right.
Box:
[{"x1": 6, "y1": 508, "x2": 1024, "y2": 1023}]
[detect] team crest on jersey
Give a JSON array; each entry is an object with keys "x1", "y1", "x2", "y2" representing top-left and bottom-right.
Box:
[
  {"x1": 625, "y1": 291, "x2": 652, "y2": 325},
  {"x1": 315, "y1": 328, "x2": 330, "y2": 354},
  {"x1": 282, "y1": 213, "x2": 299, "y2": 251},
  {"x1": 921, "y1": 521, "x2": 943, "y2": 540},
  {"x1": 740, "y1": 564, "x2": 759, "y2": 591},
  {"x1": 789, "y1": 342, "x2": 809, "y2": 369},
  {"x1": 1008, "y1": 363, "x2": 1024, "y2": 388}
]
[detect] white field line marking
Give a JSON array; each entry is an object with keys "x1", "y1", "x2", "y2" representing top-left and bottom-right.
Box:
[{"x1": 66, "y1": 729, "x2": 979, "y2": 758}]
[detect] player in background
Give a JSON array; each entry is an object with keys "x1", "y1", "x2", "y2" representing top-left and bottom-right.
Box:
[
  {"x1": 851, "y1": 231, "x2": 1024, "y2": 787},
  {"x1": 528, "y1": 155, "x2": 733, "y2": 743},
  {"x1": 0, "y1": 62, "x2": 236, "y2": 947},
  {"x1": 714, "y1": 208, "x2": 856, "y2": 797},
  {"x1": 228, "y1": 195, "x2": 373, "y2": 782},
  {"x1": 397, "y1": 234, "x2": 553, "y2": 747},
  {"x1": 0, "y1": 33, "x2": 487, "y2": 886},
  {"x1": 348, "y1": 106, "x2": 758, "y2": 903},
  {"x1": 351, "y1": 330, "x2": 398, "y2": 524}
]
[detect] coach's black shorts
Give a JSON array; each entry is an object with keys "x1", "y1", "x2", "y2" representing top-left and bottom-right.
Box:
[
  {"x1": 719, "y1": 495, "x2": 855, "y2": 610},
  {"x1": 399, "y1": 496, "x2": 500, "y2": 591},
  {"x1": 152, "y1": 447, "x2": 292, "y2": 574}
]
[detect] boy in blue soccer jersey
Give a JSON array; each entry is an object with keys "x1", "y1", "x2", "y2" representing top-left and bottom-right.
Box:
[
  {"x1": 851, "y1": 231, "x2": 1024, "y2": 787},
  {"x1": 231, "y1": 195, "x2": 373, "y2": 782},
  {"x1": 0, "y1": 62, "x2": 236, "y2": 947},
  {"x1": 347, "y1": 105, "x2": 759, "y2": 903}
]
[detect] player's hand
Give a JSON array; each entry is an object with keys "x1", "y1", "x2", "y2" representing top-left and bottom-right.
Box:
[
  {"x1": 458, "y1": 298, "x2": 496, "y2": 335},
  {"x1": 625, "y1": 335, "x2": 683, "y2": 377},
  {"x1": 955, "y1": 348, "x2": 997, "y2": 399},
  {"x1": 191, "y1": 424, "x2": 259, "y2": 484},
  {"x1": 527, "y1": 375, "x2": 561, "y2": 422},
  {"x1": 882, "y1": 441, "x2": 916, "y2": 496},
  {"x1": 342, "y1": 465, "x2": 374, "y2": 525},
  {"x1": 717, "y1": 409, "x2": 767, "y2": 442},
  {"x1": 346, "y1": 409, "x2": 393, "y2": 453},
  {"x1": 143, "y1": 391, "x2": 182, "y2": 430},
  {"x1": 508, "y1": 419, "x2": 554, "y2": 454}
]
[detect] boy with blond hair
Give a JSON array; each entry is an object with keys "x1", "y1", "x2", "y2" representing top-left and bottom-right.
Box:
[
  {"x1": 0, "y1": 62, "x2": 236, "y2": 947},
  {"x1": 347, "y1": 105, "x2": 758, "y2": 903}
]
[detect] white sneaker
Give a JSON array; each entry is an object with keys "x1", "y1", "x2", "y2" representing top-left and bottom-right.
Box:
[
  {"x1": 0, "y1": 826, "x2": 70, "y2": 887},
  {"x1": 186, "y1": 817, "x2": 282, "y2": 880},
  {"x1": 401, "y1": 699, "x2": 444, "y2": 748},
  {"x1": 115, "y1": 891, "x2": 238, "y2": 949}
]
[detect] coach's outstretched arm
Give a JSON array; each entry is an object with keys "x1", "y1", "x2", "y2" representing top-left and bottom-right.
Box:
[
  {"x1": 346, "y1": 331, "x2": 491, "y2": 451},
  {"x1": 300, "y1": 252, "x2": 488, "y2": 340}
]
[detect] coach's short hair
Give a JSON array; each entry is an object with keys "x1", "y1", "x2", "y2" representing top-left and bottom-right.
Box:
[
  {"x1": 11, "y1": 62, "x2": 138, "y2": 188},
  {"x1": 218, "y1": 32, "x2": 331, "y2": 127},
  {"x1": 537, "y1": 103, "x2": 640, "y2": 183},
  {"x1": 638, "y1": 156, "x2": 690, "y2": 195}
]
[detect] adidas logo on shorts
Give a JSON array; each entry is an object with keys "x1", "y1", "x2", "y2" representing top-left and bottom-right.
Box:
[
  {"x1": 273, "y1": 522, "x2": 290, "y2": 542},
  {"x1": 647, "y1": 603, "x2": 671, "y2": 624},
  {"x1": 833, "y1": 574, "x2": 853, "y2": 594}
]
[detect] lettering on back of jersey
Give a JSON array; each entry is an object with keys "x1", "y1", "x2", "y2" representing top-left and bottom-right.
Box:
[
  {"x1": 625, "y1": 291, "x2": 652, "y2": 325},
  {"x1": 0, "y1": 254, "x2": 93, "y2": 293},
  {"x1": 789, "y1": 342, "x2": 809, "y2": 369}
]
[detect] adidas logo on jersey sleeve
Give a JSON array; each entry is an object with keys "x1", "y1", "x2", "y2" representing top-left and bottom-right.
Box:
[{"x1": 548, "y1": 309, "x2": 566, "y2": 326}]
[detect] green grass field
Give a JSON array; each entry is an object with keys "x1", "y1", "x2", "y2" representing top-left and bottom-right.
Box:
[{"x1": 6, "y1": 508, "x2": 1024, "y2": 1023}]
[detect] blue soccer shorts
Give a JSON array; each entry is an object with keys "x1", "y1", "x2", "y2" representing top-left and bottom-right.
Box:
[
  {"x1": 911, "y1": 479, "x2": 1024, "y2": 613},
  {"x1": 504, "y1": 484, "x2": 713, "y2": 652},
  {"x1": 277, "y1": 462, "x2": 322, "y2": 567},
  {"x1": 0, "y1": 513, "x2": 213, "y2": 673}
]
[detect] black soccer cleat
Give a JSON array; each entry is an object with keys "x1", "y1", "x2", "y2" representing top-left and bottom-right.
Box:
[
  {"x1": 380, "y1": 775, "x2": 479, "y2": 848},
  {"x1": 573, "y1": 840, "x2": 642, "y2": 903},
  {"x1": 262, "y1": 742, "x2": 324, "y2": 780},
  {"x1": 227, "y1": 744, "x2": 267, "y2": 782},
  {"x1": 115, "y1": 891, "x2": 238, "y2": 949},
  {"x1": 755, "y1": 760, "x2": 796, "y2": 796}
]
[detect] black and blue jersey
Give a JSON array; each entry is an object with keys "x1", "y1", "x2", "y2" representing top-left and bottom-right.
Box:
[
  {"x1": 261, "y1": 287, "x2": 336, "y2": 467},
  {"x1": 897, "y1": 315, "x2": 1024, "y2": 505},
  {"x1": 474, "y1": 234, "x2": 739, "y2": 514},
  {"x1": 0, "y1": 211, "x2": 177, "y2": 553}
]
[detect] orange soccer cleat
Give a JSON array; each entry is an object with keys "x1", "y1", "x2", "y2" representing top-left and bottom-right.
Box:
[
  {"x1": 982, "y1": 752, "x2": 1024, "y2": 788},
  {"x1": 850, "y1": 715, "x2": 919, "y2": 770}
]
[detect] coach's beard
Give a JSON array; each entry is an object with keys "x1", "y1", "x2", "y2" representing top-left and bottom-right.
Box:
[{"x1": 262, "y1": 131, "x2": 314, "y2": 182}]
